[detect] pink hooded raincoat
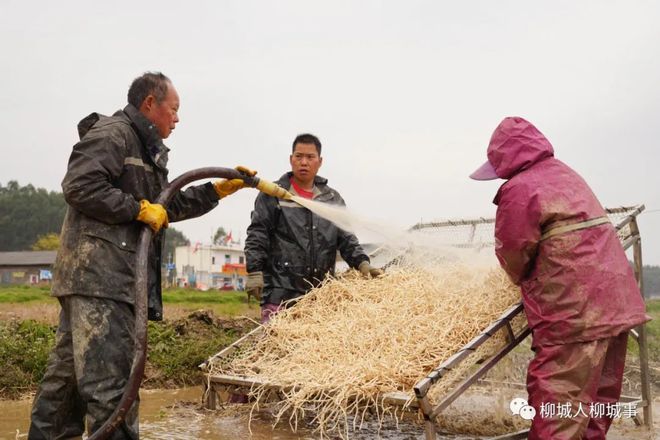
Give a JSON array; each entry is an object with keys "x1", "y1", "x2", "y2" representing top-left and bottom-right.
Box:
[
  {"x1": 486, "y1": 117, "x2": 650, "y2": 439},
  {"x1": 489, "y1": 117, "x2": 649, "y2": 348}
]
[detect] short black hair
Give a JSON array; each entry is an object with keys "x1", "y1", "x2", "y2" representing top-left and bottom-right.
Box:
[
  {"x1": 127, "y1": 72, "x2": 171, "y2": 108},
  {"x1": 292, "y1": 133, "x2": 322, "y2": 155}
]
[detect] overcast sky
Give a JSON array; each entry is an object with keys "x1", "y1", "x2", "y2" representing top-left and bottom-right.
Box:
[{"x1": 1, "y1": 1, "x2": 658, "y2": 265}]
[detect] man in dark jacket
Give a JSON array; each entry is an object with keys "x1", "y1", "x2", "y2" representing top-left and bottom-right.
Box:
[
  {"x1": 29, "y1": 72, "x2": 253, "y2": 439},
  {"x1": 245, "y1": 133, "x2": 382, "y2": 323},
  {"x1": 470, "y1": 117, "x2": 650, "y2": 439}
]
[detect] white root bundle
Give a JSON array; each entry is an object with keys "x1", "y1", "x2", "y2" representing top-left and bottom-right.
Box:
[{"x1": 209, "y1": 264, "x2": 521, "y2": 438}]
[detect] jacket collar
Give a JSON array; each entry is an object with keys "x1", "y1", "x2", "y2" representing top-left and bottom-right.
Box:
[
  {"x1": 121, "y1": 104, "x2": 170, "y2": 169},
  {"x1": 276, "y1": 172, "x2": 329, "y2": 189}
]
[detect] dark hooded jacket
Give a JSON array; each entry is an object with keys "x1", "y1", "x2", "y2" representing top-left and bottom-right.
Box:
[
  {"x1": 490, "y1": 117, "x2": 649, "y2": 347},
  {"x1": 52, "y1": 105, "x2": 219, "y2": 320},
  {"x1": 245, "y1": 172, "x2": 369, "y2": 305}
]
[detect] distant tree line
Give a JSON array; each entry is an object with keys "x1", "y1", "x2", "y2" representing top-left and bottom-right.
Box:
[
  {"x1": 163, "y1": 228, "x2": 190, "y2": 264},
  {"x1": 0, "y1": 181, "x2": 190, "y2": 258},
  {"x1": 0, "y1": 181, "x2": 66, "y2": 251},
  {"x1": 643, "y1": 265, "x2": 660, "y2": 297}
]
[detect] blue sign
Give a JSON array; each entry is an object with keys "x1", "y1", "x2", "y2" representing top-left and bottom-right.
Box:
[
  {"x1": 166, "y1": 263, "x2": 176, "y2": 270},
  {"x1": 40, "y1": 270, "x2": 52, "y2": 280}
]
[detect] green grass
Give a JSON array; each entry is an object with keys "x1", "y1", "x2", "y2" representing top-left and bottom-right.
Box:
[
  {"x1": 641, "y1": 299, "x2": 660, "y2": 360},
  {"x1": 0, "y1": 285, "x2": 255, "y2": 316},
  {"x1": 646, "y1": 298, "x2": 660, "y2": 324},
  {"x1": 146, "y1": 319, "x2": 238, "y2": 386},
  {"x1": 0, "y1": 320, "x2": 56, "y2": 398},
  {"x1": 161, "y1": 289, "x2": 253, "y2": 317},
  {"x1": 0, "y1": 312, "x2": 246, "y2": 399},
  {"x1": 0, "y1": 285, "x2": 54, "y2": 303},
  {"x1": 0, "y1": 286, "x2": 247, "y2": 303},
  {"x1": 162, "y1": 289, "x2": 245, "y2": 303}
]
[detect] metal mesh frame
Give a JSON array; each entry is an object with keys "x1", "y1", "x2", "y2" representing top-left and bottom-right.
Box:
[{"x1": 408, "y1": 206, "x2": 640, "y2": 251}]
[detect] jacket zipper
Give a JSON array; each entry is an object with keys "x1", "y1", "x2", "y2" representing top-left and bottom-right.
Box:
[{"x1": 308, "y1": 208, "x2": 315, "y2": 279}]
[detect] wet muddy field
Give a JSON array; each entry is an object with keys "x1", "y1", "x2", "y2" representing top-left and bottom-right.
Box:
[
  {"x1": 2, "y1": 301, "x2": 658, "y2": 439},
  {"x1": 3, "y1": 387, "x2": 658, "y2": 440}
]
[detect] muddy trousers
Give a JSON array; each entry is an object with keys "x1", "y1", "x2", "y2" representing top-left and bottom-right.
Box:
[
  {"x1": 28, "y1": 295, "x2": 139, "y2": 440},
  {"x1": 526, "y1": 332, "x2": 628, "y2": 440}
]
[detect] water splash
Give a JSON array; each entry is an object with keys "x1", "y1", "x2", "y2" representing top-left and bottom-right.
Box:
[
  {"x1": 290, "y1": 196, "x2": 407, "y2": 244},
  {"x1": 289, "y1": 196, "x2": 497, "y2": 269}
]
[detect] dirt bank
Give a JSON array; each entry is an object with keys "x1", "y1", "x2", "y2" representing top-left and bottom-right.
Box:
[{"x1": 0, "y1": 309, "x2": 257, "y2": 399}]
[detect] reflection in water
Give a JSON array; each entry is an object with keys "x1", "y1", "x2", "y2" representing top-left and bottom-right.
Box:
[
  {"x1": 138, "y1": 388, "x2": 316, "y2": 440},
  {"x1": 3, "y1": 386, "x2": 427, "y2": 439},
  {"x1": 2, "y1": 387, "x2": 315, "y2": 440},
  {"x1": 2, "y1": 387, "x2": 655, "y2": 439},
  {"x1": 2, "y1": 387, "x2": 323, "y2": 440}
]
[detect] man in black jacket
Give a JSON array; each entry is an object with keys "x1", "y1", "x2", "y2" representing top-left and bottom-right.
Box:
[
  {"x1": 245, "y1": 133, "x2": 382, "y2": 323},
  {"x1": 29, "y1": 72, "x2": 252, "y2": 439}
]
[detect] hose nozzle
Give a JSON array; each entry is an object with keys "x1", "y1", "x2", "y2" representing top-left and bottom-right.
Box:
[{"x1": 252, "y1": 177, "x2": 293, "y2": 200}]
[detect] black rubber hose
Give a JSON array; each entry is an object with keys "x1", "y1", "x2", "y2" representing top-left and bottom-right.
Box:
[{"x1": 89, "y1": 167, "x2": 257, "y2": 440}]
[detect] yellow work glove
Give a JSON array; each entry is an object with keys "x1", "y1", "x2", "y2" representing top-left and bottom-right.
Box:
[
  {"x1": 213, "y1": 166, "x2": 257, "y2": 198},
  {"x1": 358, "y1": 261, "x2": 384, "y2": 278},
  {"x1": 246, "y1": 271, "x2": 264, "y2": 302},
  {"x1": 136, "y1": 200, "x2": 169, "y2": 233}
]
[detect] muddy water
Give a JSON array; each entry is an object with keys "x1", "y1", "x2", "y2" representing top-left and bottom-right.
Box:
[
  {"x1": 3, "y1": 387, "x2": 657, "y2": 440},
  {"x1": 2, "y1": 387, "x2": 427, "y2": 440},
  {"x1": 3, "y1": 387, "x2": 315, "y2": 440}
]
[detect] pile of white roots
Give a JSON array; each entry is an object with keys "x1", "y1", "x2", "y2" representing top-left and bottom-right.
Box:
[{"x1": 208, "y1": 261, "x2": 524, "y2": 438}]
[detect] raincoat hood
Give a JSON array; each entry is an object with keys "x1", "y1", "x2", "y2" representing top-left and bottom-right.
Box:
[{"x1": 487, "y1": 116, "x2": 555, "y2": 180}]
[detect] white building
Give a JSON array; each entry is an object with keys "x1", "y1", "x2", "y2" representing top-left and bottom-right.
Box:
[{"x1": 174, "y1": 243, "x2": 246, "y2": 290}]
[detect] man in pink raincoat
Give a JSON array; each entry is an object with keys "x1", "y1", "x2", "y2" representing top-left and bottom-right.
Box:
[{"x1": 470, "y1": 116, "x2": 650, "y2": 439}]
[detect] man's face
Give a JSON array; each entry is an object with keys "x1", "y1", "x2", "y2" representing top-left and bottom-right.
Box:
[
  {"x1": 141, "y1": 82, "x2": 180, "y2": 139},
  {"x1": 290, "y1": 142, "x2": 322, "y2": 185}
]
